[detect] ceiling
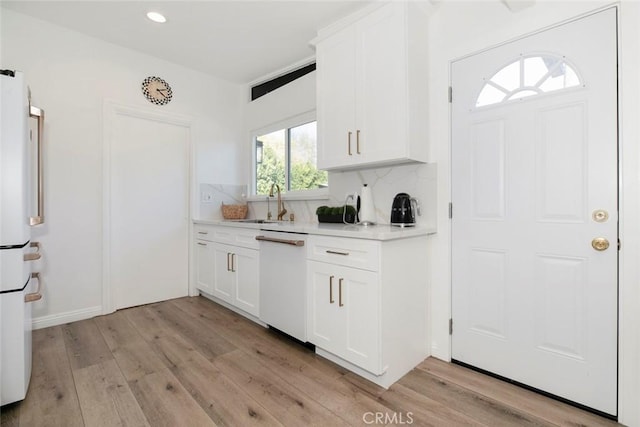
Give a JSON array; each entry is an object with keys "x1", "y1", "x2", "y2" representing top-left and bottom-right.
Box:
[{"x1": 0, "y1": 1, "x2": 373, "y2": 84}]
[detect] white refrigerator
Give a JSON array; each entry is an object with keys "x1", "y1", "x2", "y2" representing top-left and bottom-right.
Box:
[{"x1": 0, "y1": 69, "x2": 44, "y2": 406}]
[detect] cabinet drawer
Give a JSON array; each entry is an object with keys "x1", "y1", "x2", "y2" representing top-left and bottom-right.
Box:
[
  {"x1": 307, "y1": 236, "x2": 379, "y2": 272},
  {"x1": 194, "y1": 224, "x2": 215, "y2": 241},
  {"x1": 194, "y1": 224, "x2": 259, "y2": 249}
]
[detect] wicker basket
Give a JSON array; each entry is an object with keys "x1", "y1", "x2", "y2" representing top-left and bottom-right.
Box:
[{"x1": 221, "y1": 203, "x2": 248, "y2": 220}]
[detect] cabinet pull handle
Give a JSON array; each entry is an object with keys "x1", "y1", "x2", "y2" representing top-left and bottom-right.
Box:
[
  {"x1": 25, "y1": 272, "x2": 43, "y2": 303},
  {"x1": 329, "y1": 275, "x2": 335, "y2": 304},
  {"x1": 227, "y1": 253, "x2": 231, "y2": 271},
  {"x1": 326, "y1": 250, "x2": 349, "y2": 256},
  {"x1": 356, "y1": 130, "x2": 361, "y2": 154},
  {"x1": 24, "y1": 241, "x2": 42, "y2": 261},
  {"x1": 347, "y1": 131, "x2": 352, "y2": 155},
  {"x1": 197, "y1": 231, "x2": 208, "y2": 235},
  {"x1": 197, "y1": 242, "x2": 207, "y2": 246},
  {"x1": 339, "y1": 278, "x2": 344, "y2": 307},
  {"x1": 231, "y1": 253, "x2": 236, "y2": 272}
]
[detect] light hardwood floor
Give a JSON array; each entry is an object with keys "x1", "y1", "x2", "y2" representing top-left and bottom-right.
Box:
[{"x1": 0, "y1": 296, "x2": 621, "y2": 426}]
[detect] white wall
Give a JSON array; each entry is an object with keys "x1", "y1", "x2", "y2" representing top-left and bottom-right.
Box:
[
  {"x1": 0, "y1": 9, "x2": 244, "y2": 325},
  {"x1": 426, "y1": 1, "x2": 640, "y2": 424}
]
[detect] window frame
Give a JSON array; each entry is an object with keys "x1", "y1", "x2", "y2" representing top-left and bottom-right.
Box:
[{"x1": 248, "y1": 110, "x2": 329, "y2": 201}]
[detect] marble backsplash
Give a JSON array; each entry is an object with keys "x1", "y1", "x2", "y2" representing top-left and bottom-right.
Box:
[
  {"x1": 197, "y1": 183, "x2": 248, "y2": 220},
  {"x1": 198, "y1": 163, "x2": 437, "y2": 229}
]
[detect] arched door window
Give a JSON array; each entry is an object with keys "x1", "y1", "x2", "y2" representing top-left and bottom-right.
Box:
[{"x1": 476, "y1": 54, "x2": 582, "y2": 107}]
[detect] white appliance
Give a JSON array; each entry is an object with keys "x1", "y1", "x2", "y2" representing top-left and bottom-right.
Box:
[
  {"x1": 0, "y1": 69, "x2": 44, "y2": 406},
  {"x1": 257, "y1": 230, "x2": 307, "y2": 342}
]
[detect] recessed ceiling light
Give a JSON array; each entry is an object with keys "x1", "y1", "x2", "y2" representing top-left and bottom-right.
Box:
[{"x1": 146, "y1": 12, "x2": 166, "y2": 23}]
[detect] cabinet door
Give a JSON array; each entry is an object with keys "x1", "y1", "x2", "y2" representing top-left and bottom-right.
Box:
[
  {"x1": 212, "y1": 243, "x2": 233, "y2": 303},
  {"x1": 356, "y1": 3, "x2": 407, "y2": 165},
  {"x1": 307, "y1": 261, "x2": 343, "y2": 354},
  {"x1": 195, "y1": 240, "x2": 214, "y2": 294},
  {"x1": 233, "y1": 247, "x2": 259, "y2": 317},
  {"x1": 308, "y1": 261, "x2": 381, "y2": 374},
  {"x1": 340, "y1": 266, "x2": 381, "y2": 374},
  {"x1": 317, "y1": 25, "x2": 357, "y2": 170}
]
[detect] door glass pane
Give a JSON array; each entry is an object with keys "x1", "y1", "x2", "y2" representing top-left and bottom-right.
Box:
[
  {"x1": 491, "y1": 60, "x2": 520, "y2": 91},
  {"x1": 289, "y1": 121, "x2": 327, "y2": 191},
  {"x1": 256, "y1": 129, "x2": 286, "y2": 195}
]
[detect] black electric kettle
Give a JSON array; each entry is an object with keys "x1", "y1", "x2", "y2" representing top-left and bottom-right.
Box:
[{"x1": 390, "y1": 193, "x2": 417, "y2": 227}]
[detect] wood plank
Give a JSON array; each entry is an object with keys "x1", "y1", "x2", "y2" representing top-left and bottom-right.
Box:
[
  {"x1": 215, "y1": 349, "x2": 350, "y2": 426},
  {"x1": 16, "y1": 326, "x2": 84, "y2": 427},
  {"x1": 122, "y1": 304, "x2": 171, "y2": 342},
  {"x1": 400, "y1": 367, "x2": 555, "y2": 427},
  {"x1": 145, "y1": 301, "x2": 237, "y2": 360},
  {"x1": 96, "y1": 306, "x2": 170, "y2": 382},
  {"x1": 171, "y1": 296, "x2": 347, "y2": 379},
  {"x1": 377, "y1": 383, "x2": 487, "y2": 427},
  {"x1": 73, "y1": 359, "x2": 150, "y2": 427},
  {"x1": 62, "y1": 319, "x2": 113, "y2": 370},
  {"x1": 94, "y1": 310, "x2": 146, "y2": 350},
  {"x1": 0, "y1": 402, "x2": 21, "y2": 427},
  {"x1": 150, "y1": 332, "x2": 282, "y2": 426},
  {"x1": 128, "y1": 370, "x2": 217, "y2": 427},
  {"x1": 418, "y1": 358, "x2": 619, "y2": 427}
]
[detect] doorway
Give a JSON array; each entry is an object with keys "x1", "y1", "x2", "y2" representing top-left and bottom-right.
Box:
[
  {"x1": 451, "y1": 8, "x2": 618, "y2": 416},
  {"x1": 104, "y1": 103, "x2": 191, "y2": 311}
]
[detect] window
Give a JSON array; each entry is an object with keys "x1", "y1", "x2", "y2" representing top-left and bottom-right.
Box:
[
  {"x1": 476, "y1": 54, "x2": 582, "y2": 108},
  {"x1": 254, "y1": 119, "x2": 327, "y2": 196}
]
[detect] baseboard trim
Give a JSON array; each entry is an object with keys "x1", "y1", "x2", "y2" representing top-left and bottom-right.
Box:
[{"x1": 32, "y1": 305, "x2": 103, "y2": 330}]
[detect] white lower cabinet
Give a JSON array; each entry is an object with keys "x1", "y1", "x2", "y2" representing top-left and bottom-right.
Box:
[
  {"x1": 194, "y1": 225, "x2": 259, "y2": 318},
  {"x1": 306, "y1": 234, "x2": 429, "y2": 388},
  {"x1": 308, "y1": 260, "x2": 381, "y2": 374},
  {"x1": 195, "y1": 240, "x2": 215, "y2": 294}
]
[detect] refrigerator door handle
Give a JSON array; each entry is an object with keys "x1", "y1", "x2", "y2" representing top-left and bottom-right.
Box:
[
  {"x1": 23, "y1": 241, "x2": 41, "y2": 262},
  {"x1": 25, "y1": 272, "x2": 43, "y2": 303},
  {"x1": 29, "y1": 105, "x2": 44, "y2": 226}
]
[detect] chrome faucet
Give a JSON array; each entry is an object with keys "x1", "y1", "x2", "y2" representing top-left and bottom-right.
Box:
[{"x1": 269, "y1": 183, "x2": 287, "y2": 221}]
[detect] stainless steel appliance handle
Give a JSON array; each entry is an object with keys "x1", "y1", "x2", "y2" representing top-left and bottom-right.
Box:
[
  {"x1": 29, "y1": 105, "x2": 44, "y2": 226},
  {"x1": 255, "y1": 236, "x2": 305, "y2": 247},
  {"x1": 25, "y1": 272, "x2": 43, "y2": 303}
]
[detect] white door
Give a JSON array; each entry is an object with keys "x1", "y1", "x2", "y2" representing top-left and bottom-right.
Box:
[
  {"x1": 451, "y1": 9, "x2": 617, "y2": 415},
  {"x1": 109, "y1": 110, "x2": 189, "y2": 309}
]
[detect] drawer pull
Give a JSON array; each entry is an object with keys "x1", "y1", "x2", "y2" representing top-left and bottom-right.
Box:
[
  {"x1": 24, "y1": 241, "x2": 42, "y2": 261},
  {"x1": 25, "y1": 272, "x2": 43, "y2": 303},
  {"x1": 326, "y1": 250, "x2": 349, "y2": 256},
  {"x1": 197, "y1": 231, "x2": 208, "y2": 235},
  {"x1": 197, "y1": 242, "x2": 207, "y2": 246},
  {"x1": 339, "y1": 278, "x2": 344, "y2": 307},
  {"x1": 329, "y1": 275, "x2": 335, "y2": 304}
]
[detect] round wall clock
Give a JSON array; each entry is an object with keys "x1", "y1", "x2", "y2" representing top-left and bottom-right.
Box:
[{"x1": 141, "y1": 76, "x2": 173, "y2": 105}]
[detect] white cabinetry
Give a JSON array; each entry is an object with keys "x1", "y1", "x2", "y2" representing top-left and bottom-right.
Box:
[
  {"x1": 307, "y1": 234, "x2": 428, "y2": 388},
  {"x1": 308, "y1": 260, "x2": 380, "y2": 374},
  {"x1": 194, "y1": 225, "x2": 259, "y2": 318},
  {"x1": 314, "y1": 2, "x2": 429, "y2": 170}
]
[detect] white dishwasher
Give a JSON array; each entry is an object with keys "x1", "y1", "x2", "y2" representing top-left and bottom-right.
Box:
[{"x1": 256, "y1": 230, "x2": 308, "y2": 342}]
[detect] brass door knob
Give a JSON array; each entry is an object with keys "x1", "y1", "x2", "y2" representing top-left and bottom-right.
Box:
[{"x1": 592, "y1": 237, "x2": 610, "y2": 251}]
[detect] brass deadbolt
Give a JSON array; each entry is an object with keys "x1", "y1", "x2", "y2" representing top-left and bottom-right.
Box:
[{"x1": 592, "y1": 210, "x2": 609, "y2": 223}]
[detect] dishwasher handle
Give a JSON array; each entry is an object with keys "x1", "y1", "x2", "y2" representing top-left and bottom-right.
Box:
[{"x1": 256, "y1": 235, "x2": 305, "y2": 247}]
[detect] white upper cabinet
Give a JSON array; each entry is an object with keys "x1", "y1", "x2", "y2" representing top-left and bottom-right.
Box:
[{"x1": 314, "y1": 2, "x2": 429, "y2": 171}]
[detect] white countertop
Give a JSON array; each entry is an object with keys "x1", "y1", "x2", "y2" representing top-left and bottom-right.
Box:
[{"x1": 193, "y1": 218, "x2": 436, "y2": 241}]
